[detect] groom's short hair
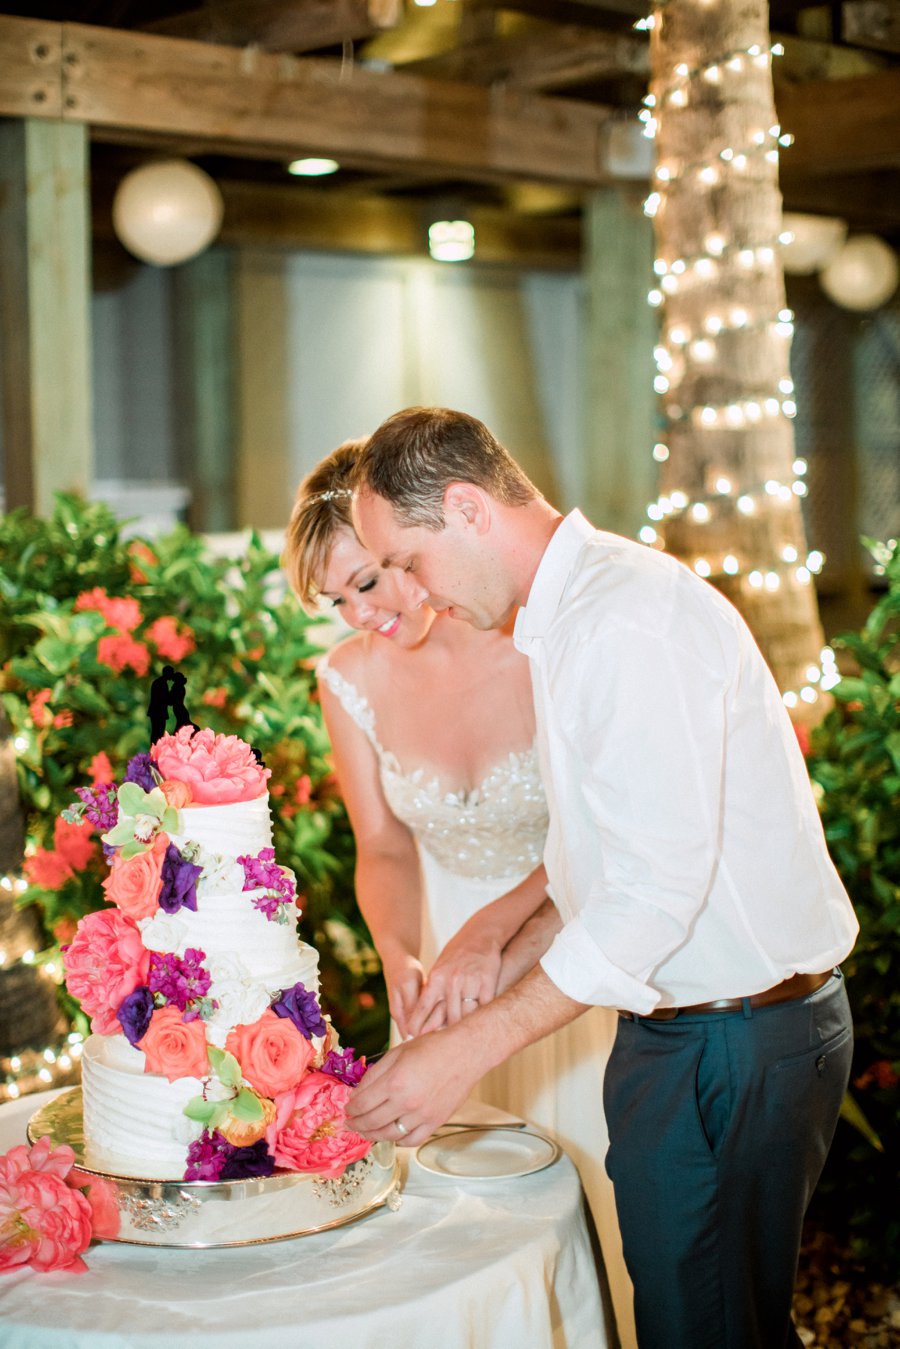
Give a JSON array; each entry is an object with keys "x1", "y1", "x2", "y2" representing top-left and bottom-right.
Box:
[{"x1": 355, "y1": 407, "x2": 537, "y2": 529}]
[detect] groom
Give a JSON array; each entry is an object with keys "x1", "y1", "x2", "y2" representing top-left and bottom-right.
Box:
[{"x1": 345, "y1": 406, "x2": 858, "y2": 1349}]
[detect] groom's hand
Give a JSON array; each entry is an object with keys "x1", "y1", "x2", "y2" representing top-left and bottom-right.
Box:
[{"x1": 348, "y1": 1028, "x2": 478, "y2": 1148}]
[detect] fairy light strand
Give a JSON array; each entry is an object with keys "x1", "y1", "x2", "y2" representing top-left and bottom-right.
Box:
[
  {"x1": 0, "y1": 869, "x2": 83, "y2": 1102},
  {"x1": 636, "y1": 3, "x2": 832, "y2": 710}
]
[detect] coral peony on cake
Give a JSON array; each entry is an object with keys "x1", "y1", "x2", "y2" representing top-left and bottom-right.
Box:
[{"x1": 60, "y1": 729, "x2": 374, "y2": 1191}]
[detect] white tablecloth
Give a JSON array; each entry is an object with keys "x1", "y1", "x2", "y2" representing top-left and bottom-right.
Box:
[{"x1": 0, "y1": 1091, "x2": 610, "y2": 1349}]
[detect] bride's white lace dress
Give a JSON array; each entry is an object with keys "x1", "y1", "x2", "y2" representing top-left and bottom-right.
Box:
[{"x1": 320, "y1": 660, "x2": 634, "y2": 1349}]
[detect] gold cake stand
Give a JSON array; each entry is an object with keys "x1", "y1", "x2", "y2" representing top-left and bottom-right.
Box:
[{"x1": 28, "y1": 1088, "x2": 401, "y2": 1249}]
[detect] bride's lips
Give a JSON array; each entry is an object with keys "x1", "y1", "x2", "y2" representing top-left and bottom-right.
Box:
[{"x1": 375, "y1": 614, "x2": 401, "y2": 638}]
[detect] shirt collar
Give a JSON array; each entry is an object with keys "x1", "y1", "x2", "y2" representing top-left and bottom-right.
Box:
[{"x1": 514, "y1": 509, "x2": 595, "y2": 652}]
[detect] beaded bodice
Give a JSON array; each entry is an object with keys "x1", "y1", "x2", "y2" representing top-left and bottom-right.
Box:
[{"x1": 319, "y1": 662, "x2": 548, "y2": 882}]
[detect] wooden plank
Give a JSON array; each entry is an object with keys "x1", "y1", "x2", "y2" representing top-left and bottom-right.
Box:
[
  {"x1": 405, "y1": 25, "x2": 649, "y2": 91},
  {"x1": 0, "y1": 118, "x2": 93, "y2": 514},
  {"x1": 47, "y1": 19, "x2": 611, "y2": 187},
  {"x1": 0, "y1": 17, "x2": 62, "y2": 118},
  {"x1": 144, "y1": 0, "x2": 403, "y2": 53},
  {"x1": 776, "y1": 69, "x2": 900, "y2": 173}
]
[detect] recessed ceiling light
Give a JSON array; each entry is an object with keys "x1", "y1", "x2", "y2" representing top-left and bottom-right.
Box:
[
  {"x1": 287, "y1": 158, "x2": 340, "y2": 177},
  {"x1": 428, "y1": 219, "x2": 475, "y2": 262}
]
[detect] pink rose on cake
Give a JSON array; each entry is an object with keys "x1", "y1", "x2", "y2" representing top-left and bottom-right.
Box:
[
  {"x1": 137, "y1": 1006, "x2": 209, "y2": 1082},
  {"x1": 154, "y1": 727, "x2": 271, "y2": 804},
  {"x1": 225, "y1": 1010, "x2": 314, "y2": 1098},
  {"x1": 62, "y1": 910, "x2": 150, "y2": 1035},
  {"x1": 267, "y1": 1072, "x2": 371, "y2": 1179},
  {"x1": 102, "y1": 832, "x2": 168, "y2": 921}
]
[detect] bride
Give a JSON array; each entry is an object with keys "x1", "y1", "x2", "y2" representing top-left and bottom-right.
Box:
[{"x1": 283, "y1": 441, "x2": 634, "y2": 1349}]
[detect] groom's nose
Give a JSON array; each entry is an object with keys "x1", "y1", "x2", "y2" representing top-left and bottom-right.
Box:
[{"x1": 394, "y1": 568, "x2": 429, "y2": 610}]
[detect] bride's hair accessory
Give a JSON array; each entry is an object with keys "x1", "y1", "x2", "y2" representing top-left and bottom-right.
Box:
[{"x1": 305, "y1": 488, "x2": 353, "y2": 504}]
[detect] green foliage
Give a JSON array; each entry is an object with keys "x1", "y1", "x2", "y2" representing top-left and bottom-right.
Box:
[
  {"x1": 0, "y1": 494, "x2": 389, "y2": 1056},
  {"x1": 806, "y1": 538, "x2": 900, "y2": 1273}
]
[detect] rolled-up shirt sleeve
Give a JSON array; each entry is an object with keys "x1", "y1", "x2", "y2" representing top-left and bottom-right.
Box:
[{"x1": 539, "y1": 608, "x2": 729, "y2": 1012}]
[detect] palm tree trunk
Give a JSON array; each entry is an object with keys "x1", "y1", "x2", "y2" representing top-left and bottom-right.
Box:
[{"x1": 646, "y1": 0, "x2": 827, "y2": 713}]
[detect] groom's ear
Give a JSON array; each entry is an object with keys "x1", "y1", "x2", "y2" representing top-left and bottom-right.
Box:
[{"x1": 443, "y1": 482, "x2": 491, "y2": 533}]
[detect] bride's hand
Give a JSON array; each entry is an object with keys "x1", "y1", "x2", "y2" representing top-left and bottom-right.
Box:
[
  {"x1": 407, "y1": 940, "x2": 503, "y2": 1035},
  {"x1": 381, "y1": 951, "x2": 426, "y2": 1040}
]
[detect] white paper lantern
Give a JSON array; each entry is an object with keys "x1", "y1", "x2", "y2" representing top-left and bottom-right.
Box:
[
  {"x1": 820, "y1": 234, "x2": 899, "y2": 311},
  {"x1": 779, "y1": 214, "x2": 847, "y2": 275},
  {"x1": 112, "y1": 159, "x2": 224, "y2": 267}
]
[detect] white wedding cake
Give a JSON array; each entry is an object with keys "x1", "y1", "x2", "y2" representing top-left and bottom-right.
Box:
[{"x1": 58, "y1": 726, "x2": 395, "y2": 1240}]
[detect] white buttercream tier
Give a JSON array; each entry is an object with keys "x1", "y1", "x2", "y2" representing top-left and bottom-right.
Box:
[
  {"x1": 82, "y1": 1034, "x2": 206, "y2": 1178},
  {"x1": 167, "y1": 894, "x2": 319, "y2": 993},
  {"x1": 168, "y1": 793, "x2": 273, "y2": 857},
  {"x1": 161, "y1": 790, "x2": 311, "y2": 988}
]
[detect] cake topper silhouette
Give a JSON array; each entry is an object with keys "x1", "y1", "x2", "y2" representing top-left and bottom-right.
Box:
[
  {"x1": 146, "y1": 666, "x2": 265, "y2": 765},
  {"x1": 147, "y1": 665, "x2": 199, "y2": 746}
]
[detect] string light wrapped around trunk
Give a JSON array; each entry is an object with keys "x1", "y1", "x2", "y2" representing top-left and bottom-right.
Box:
[{"x1": 636, "y1": 0, "x2": 834, "y2": 714}]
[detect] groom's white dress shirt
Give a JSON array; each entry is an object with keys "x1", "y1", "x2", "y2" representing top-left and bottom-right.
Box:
[{"x1": 513, "y1": 510, "x2": 858, "y2": 1015}]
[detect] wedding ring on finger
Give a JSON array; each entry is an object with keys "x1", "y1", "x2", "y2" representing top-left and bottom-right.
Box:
[
  {"x1": 394, "y1": 1119, "x2": 409, "y2": 1137},
  {"x1": 462, "y1": 997, "x2": 478, "y2": 1005}
]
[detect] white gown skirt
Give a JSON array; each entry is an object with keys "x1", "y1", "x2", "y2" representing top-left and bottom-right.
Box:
[{"x1": 417, "y1": 849, "x2": 636, "y2": 1349}]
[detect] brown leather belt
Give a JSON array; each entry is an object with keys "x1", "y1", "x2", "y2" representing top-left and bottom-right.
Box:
[{"x1": 618, "y1": 969, "x2": 835, "y2": 1022}]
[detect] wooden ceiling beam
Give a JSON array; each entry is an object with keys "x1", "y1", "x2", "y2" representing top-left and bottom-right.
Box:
[
  {"x1": 403, "y1": 24, "x2": 649, "y2": 91},
  {"x1": 780, "y1": 170, "x2": 900, "y2": 232},
  {"x1": 775, "y1": 69, "x2": 900, "y2": 173},
  {"x1": 0, "y1": 16, "x2": 613, "y2": 189},
  {"x1": 142, "y1": 0, "x2": 403, "y2": 54},
  {"x1": 0, "y1": 18, "x2": 62, "y2": 118},
  {"x1": 475, "y1": 0, "x2": 647, "y2": 27}
]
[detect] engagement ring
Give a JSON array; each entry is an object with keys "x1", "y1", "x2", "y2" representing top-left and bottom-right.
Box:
[{"x1": 395, "y1": 1119, "x2": 409, "y2": 1136}]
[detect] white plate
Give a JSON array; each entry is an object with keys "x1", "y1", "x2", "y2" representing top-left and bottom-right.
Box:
[{"x1": 415, "y1": 1128, "x2": 560, "y2": 1180}]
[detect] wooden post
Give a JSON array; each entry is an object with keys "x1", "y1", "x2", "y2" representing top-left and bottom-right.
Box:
[
  {"x1": 172, "y1": 247, "x2": 237, "y2": 534},
  {"x1": 0, "y1": 118, "x2": 93, "y2": 513},
  {"x1": 234, "y1": 249, "x2": 292, "y2": 530},
  {"x1": 582, "y1": 187, "x2": 658, "y2": 538}
]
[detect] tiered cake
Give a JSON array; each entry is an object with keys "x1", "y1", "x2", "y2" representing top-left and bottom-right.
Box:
[{"x1": 52, "y1": 726, "x2": 396, "y2": 1243}]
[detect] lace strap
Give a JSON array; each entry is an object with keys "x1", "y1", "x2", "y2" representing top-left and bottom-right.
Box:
[{"x1": 317, "y1": 657, "x2": 384, "y2": 756}]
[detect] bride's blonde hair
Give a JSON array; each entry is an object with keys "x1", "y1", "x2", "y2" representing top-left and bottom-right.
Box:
[{"x1": 282, "y1": 438, "x2": 366, "y2": 611}]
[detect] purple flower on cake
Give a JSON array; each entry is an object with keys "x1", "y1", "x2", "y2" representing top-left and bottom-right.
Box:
[
  {"x1": 238, "y1": 849, "x2": 298, "y2": 925},
  {"x1": 116, "y1": 985, "x2": 154, "y2": 1046},
  {"x1": 124, "y1": 754, "x2": 160, "y2": 793},
  {"x1": 251, "y1": 892, "x2": 295, "y2": 925},
  {"x1": 320, "y1": 1047, "x2": 368, "y2": 1087},
  {"x1": 66, "y1": 783, "x2": 119, "y2": 833},
  {"x1": 271, "y1": 981, "x2": 327, "y2": 1040},
  {"x1": 183, "y1": 1130, "x2": 276, "y2": 1183},
  {"x1": 220, "y1": 1138, "x2": 275, "y2": 1181},
  {"x1": 184, "y1": 1130, "x2": 229, "y2": 1181},
  {"x1": 158, "y1": 844, "x2": 202, "y2": 914},
  {"x1": 148, "y1": 947, "x2": 215, "y2": 1018}
]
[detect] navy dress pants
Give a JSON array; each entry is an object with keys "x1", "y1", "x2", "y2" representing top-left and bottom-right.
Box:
[{"x1": 603, "y1": 971, "x2": 852, "y2": 1349}]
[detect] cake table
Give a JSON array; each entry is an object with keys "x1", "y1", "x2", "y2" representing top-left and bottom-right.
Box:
[{"x1": 0, "y1": 1089, "x2": 612, "y2": 1349}]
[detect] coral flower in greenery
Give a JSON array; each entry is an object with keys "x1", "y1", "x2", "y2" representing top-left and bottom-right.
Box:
[{"x1": 102, "y1": 782, "x2": 180, "y2": 859}]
